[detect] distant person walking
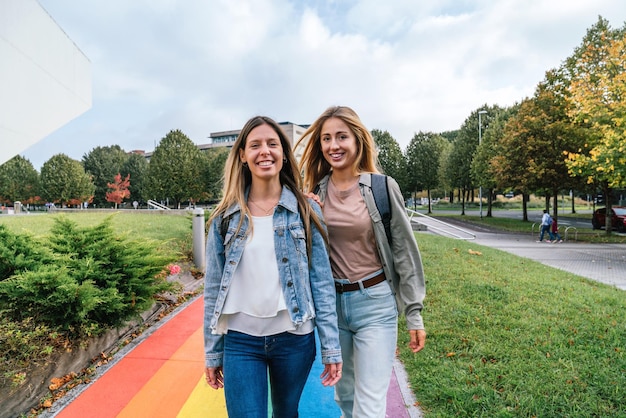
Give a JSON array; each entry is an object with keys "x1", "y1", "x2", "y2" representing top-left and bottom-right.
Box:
[
  {"x1": 551, "y1": 217, "x2": 563, "y2": 243},
  {"x1": 537, "y1": 209, "x2": 554, "y2": 243}
]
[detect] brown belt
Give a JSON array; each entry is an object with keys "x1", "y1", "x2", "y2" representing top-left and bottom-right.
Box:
[{"x1": 335, "y1": 273, "x2": 386, "y2": 293}]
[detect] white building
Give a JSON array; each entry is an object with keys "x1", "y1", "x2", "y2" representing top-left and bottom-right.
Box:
[{"x1": 0, "y1": 0, "x2": 91, "y2": 165}]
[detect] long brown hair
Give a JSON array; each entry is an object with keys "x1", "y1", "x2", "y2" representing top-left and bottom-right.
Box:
[
  {"x1": 296, "y1": 106, "x2": 380, "y2": 192},
  {"x1": 210, "y1": 116, "x2": 327, "y2": 255}
]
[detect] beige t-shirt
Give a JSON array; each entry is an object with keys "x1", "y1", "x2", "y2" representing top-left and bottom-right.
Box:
[{"x1": 324, "y1": 179, "x2": 383, "y2": 282}]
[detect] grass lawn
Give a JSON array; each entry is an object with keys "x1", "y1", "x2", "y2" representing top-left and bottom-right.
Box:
[
  {"x1": 0, "y1": 211, "x2": 193, "y2": 241},
  {"x1": 0, "y1": 211, "x2": 194, "y2": 255},
  {"x1": 398, "y1": 233, "x2": 625, "y2": 417}
]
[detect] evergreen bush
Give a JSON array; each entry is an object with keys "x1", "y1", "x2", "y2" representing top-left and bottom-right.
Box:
[
  {"x1": 0, "y1": 216, "x2": 177, "y2": 336},
  {"x1": 0, "y1": 225, "x2": 54, "y2": 279}
]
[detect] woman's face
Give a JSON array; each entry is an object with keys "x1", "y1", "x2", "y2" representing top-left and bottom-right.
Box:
[
  {"x1": 320, "y1": 117, "x2": 357, "y2": 172},
  {"x1": 239, "y1": 124, "x2": 284, "y2": 182}
]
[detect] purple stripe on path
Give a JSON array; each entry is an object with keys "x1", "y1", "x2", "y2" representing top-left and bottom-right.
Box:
[{"x1": 386, "y1": 368, "x2": 410, "y2": 417}]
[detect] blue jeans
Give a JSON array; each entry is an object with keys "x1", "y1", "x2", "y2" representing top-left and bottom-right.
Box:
[
  {"x1": 539, "y1": 225, "x2": 554, "y2": 241},
  {"x1": 223, "y1": 330, "x2": 316, "y2": 418},
  {"x1": 334, "y1": 279, "x2": 398, "y2": 418}
]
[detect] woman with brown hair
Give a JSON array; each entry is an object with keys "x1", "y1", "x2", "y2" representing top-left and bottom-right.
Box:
[{"x1": 204, "y1": 115, "x2": 342, "y2": 418}]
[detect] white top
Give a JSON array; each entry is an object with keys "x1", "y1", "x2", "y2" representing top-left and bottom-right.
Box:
[{"x1": 216, "y1": 215, "x2": 312, "y2": 336}]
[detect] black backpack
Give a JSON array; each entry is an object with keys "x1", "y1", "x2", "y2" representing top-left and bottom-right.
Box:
[{"x1": 370, "y1": 174, "x2": 392, "y2": 245}]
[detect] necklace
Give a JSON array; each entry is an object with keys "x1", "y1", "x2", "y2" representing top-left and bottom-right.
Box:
[{"x1": 248, "y1": 199, "x2": 279, "y2": 215}]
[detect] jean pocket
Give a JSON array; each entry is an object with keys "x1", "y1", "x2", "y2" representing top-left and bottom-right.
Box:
[{"x1": 363, "y1": 280, "x2": 393, "y2": 299}]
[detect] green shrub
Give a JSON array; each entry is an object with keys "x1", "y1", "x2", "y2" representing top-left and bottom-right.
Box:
[
  {"x1": 0, "y1": 216, "x2": 177, "y2": 336},
  {"x1": 0, "y1": 225, "x2": 54, "y2": 279}
]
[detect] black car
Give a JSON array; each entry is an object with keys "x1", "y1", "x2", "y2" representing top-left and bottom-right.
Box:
[{"x1": 591, "y1": 206, "x2": 626, "y2": 232}]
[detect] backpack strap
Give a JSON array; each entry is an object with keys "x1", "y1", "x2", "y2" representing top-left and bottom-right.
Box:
[{"x1": 370, "y1": 174, "x2": 392, "y2": 245}]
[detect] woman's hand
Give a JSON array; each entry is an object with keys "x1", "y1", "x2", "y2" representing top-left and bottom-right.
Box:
[
  {"x1": 320, "y1": 362, "x2": 342, "y2": 386},
  {"x1": 205, "y1": 366, "x2": 224, "y2": 389},
  {"x1": 409, "y1": 329, "x2": 426, "y2": 353},
  {"x1": 305, "y1": 192, "x2": 323, "y2": 208}
]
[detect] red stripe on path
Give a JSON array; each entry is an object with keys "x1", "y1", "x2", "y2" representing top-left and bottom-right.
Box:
[{"x1": 55, "y1": 297, "x2": 203, "y2": 418}]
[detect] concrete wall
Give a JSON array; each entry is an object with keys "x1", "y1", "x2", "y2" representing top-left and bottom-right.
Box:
[{"x1": 0, "y1": 0, "x2": 91, "y2": 165}]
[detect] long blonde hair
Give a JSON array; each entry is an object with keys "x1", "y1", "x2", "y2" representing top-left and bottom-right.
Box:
[
  {"x1": 210, "y1": 116, "x2": 327, "y2": 255},
  {"x1": 296, "y1": 106, "x2": 380, "y2": 192}
]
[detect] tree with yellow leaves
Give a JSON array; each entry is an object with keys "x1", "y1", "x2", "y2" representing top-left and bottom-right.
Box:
[{"x1": 565, "y1": 18, "x2": 626, "y2": 232}]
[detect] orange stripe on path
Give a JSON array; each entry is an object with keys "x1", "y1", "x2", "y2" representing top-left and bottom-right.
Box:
[
  {"x1": 117, "y1": 327, "x2": 204, "y2": 417},
  {"x1": 56, "y1": 297, "x2": 205, "y2": 418}
]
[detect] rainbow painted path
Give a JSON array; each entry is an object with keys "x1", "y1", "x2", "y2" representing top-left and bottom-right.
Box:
[{"x1": 48, "y1": 297, "x2": 417, "y2": 417}]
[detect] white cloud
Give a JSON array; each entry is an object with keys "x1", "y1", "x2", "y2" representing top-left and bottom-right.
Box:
[{"x1": 19, "y1": 0, "x2": 626, "y2": 170}]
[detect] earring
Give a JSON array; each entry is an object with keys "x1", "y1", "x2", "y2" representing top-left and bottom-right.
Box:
[{"x1": 242, "y1": 161, "x2": 248, "y2": 167}]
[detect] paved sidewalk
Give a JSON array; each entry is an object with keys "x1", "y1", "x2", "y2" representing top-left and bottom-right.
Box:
[
  {"x1": 469, "y1": 229, "x2": 626, "y2": 290},
  {"x1": 41, "y1": 296, "x2": 422, "y2": 417}
]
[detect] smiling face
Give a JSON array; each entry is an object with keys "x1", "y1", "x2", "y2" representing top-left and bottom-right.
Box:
[
  {"x1": 239, "y1": 123, "x2": 284, "y2": 182},
  {"x1": 320, "y1": 117, "x2": 358, "y2": 173}
]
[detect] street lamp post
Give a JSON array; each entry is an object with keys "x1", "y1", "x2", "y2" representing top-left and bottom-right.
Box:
[{"x1": 478, "y1": 110, "x2": 488, "y2": 219}]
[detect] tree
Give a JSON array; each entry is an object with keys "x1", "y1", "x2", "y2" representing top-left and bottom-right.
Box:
[
  {"x1": 40, "y1": 154, "x2": 95, "y2": 207},
  {"x1": 471, "y1": 105, "x2": 512, "y2": 217},
  {"x1": 201, "y1": 147, "x2": 229, "y2": 202},
  {"x1": 372, "y1": 129, "x2": 408, "y2": 194},
  {"x1": 565, "y1": 21, "x2": 626, "y2": 232},
  {"x1": 445, "y1": 109, "x2": 492, "y2": 215},
  {"x1": 106, "y1": 173, "x2": 131, "y2": 209},
  {"x1": 405, "y1": 132, "x2": 448, "y2": 213},
  {"x1": 82, "y1": 146, "x2": 129, "y2": 206},
  {"x1": 144, "y1": 130, "x2": 204, "y2": 208},
  {"x1": 0, "y1": 156, "x2": 40, "y2": 205},
  {"x1": 438, "y1": 130, "x2": 459, "y2": 202},
  {"x1": 122, "y1": 153, "x2": 148, "y2": 204}
]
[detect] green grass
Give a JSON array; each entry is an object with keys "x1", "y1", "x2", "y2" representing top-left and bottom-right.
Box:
[
  {"x1": 0, "y1": 211, "x2": 193, "y2": 241},
  {"x1": 0, "y1": 211, "x2": 195, "y2": 255},
  {"x1": 398, "y1": 233, "x2": 626, "y2": 417}
]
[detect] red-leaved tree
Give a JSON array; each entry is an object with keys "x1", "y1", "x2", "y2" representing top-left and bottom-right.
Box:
[{"x1": 106, "y1": 173, "x2": 131, "y2": 209}]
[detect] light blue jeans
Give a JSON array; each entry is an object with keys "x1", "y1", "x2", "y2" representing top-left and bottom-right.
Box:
[{"x1": 334, "y1": 279, "x2": 398, "y2": 418}]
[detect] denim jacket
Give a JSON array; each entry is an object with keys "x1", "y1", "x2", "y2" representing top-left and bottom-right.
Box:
[
  {"x1": 204, "y1": 186, "x2": 342, "y2": 368},
  {"x1": 316, "y1": 173, "x2": 426, "y2": 330}
]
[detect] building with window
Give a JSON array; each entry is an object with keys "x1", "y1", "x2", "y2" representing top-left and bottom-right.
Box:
[{"x1": 139, "y1": 121, "x2": 310, "y2": 162}]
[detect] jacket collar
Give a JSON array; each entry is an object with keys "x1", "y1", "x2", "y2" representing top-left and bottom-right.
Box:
[
  {"x1": 223, "y1": 185, "x2": 298, "y2": 218},
  {"x1": 321, "y1": 172, "x2": 374, "y2": 189}
]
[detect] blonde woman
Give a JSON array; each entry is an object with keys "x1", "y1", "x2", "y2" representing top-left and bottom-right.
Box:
[
  {"x1": 297, "y1": 106, "x2": 426, "y2": 418},
  {"x1": 204, "y1": 116, "x2": 342, "y2": 418}
]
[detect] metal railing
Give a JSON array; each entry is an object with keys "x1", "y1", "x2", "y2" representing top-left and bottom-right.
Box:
[
  {"x1": 532, "y1": 223, "x2": 576, "y2": 242},
  {"x1": 147, "y1": 200, "x2": 170, "y2": 210},
  {"x1": 405, "y1": 208, "x2": 476, "y2": 240},
  {"x1": 564, "y1": 226, "x2": 578, "y2": 241}
]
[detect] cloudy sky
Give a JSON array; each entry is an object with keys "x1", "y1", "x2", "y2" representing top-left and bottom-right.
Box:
[{"x1": 21, "y1": 0, "x2": 626, "y2": 169}]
